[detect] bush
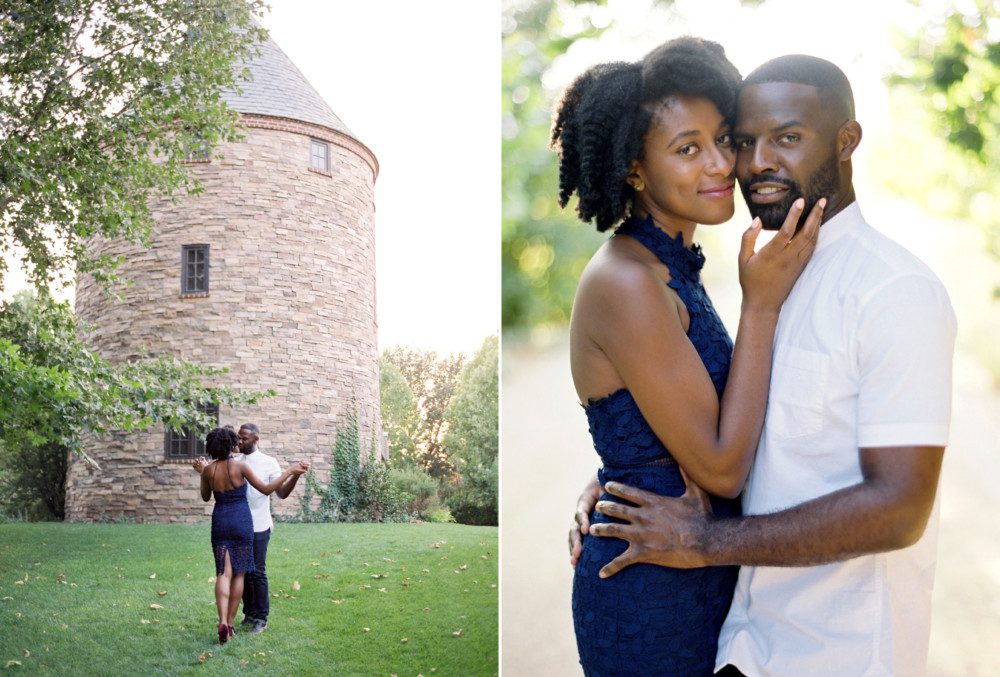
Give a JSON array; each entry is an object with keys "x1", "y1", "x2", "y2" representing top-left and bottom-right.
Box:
[
  {"x1": 0, "y1": 441, "x2": 67, "y2": 521},
  {"x1": 389, "y1": 467, "x2": 442, "y2": 517},
  {"x1": 299, "y1": 409, "x2": 406, "y2": 523},
  {"x1": 426, "y1": 506, "x2": 456, "y2": 523},
  {"x1": 356, "y1": 442, "x2": 407, "y2": 522},
  {"x1": 446, "y1": 457, "x2": 498, "y2": 526}
]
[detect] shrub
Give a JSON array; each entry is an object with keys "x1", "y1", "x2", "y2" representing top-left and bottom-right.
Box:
[
  {"x1": 389, "y1": 467, "x2": 441, "y2": 517},
  {"x1": 426, "y1": 506, "x2": 456, "y2": 523},
  {"x1": 299, "y1": 409, "x2": 405, "y2": 523}
]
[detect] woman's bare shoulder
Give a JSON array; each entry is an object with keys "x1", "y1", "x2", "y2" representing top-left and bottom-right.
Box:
[{"x1": 579, "y1": 238, "x2": 670, "y2": 307}]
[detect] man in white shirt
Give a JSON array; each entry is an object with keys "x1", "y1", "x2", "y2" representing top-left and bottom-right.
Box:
[
  {"x1": 195, "y1": 422, "x2": 308, "y2": 635},
  {"x1": 571, "y1": 55, "x2": 956, "y2": 676}
]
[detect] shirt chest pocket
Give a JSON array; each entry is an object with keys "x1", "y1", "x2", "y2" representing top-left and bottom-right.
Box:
[{"x1": 767, "y1": 347, "x2": 832, "y2": 439}]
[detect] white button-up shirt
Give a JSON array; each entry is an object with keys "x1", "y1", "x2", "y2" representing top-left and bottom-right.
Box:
[
  {"x1": 716, "y1": 202, "x2": 956, "y2": 676},
  {"x1": 240, "y1": 449, "x2": 282, "y2": 533}
]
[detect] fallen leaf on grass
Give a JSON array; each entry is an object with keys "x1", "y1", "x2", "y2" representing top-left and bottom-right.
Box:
[
  {"x1": 60, "y1": 624, "x2": 67, "y2": 630},
  {"x1": 157, "y1": 591, "x2": 167, "y2": 597},
  {"x1": 207, "y1": 577, "x2": 215, "y2": 583},
  {"x1": 22, "y1": 650, "x2": 29, "y2": 658},
  {"x1": 271, "y1": 593, "x2": 280, "y2": 598},
  {"x1": 5, "y1": 660, "x2": 21, "y2": 668},
  {"x1": 148, "y1": 574, "x2": 156, "y2": 580},
  {"x1": 313, "y1": 573, "x2": 330, "y2": 580},
  {"x1": 490, "y1": 584, "x2": 497, "y2": 589},
  {"x1": 362, "y1": 627, "x2": 370, "y2": 633},
  {"x1": 69, "y1": 583, "x2": 77, "y2": 588},
  {"x1": 459, "y1": 565, "x2": 468, "y2": 570},
  {"x1": 149, "y1": 604, "x2": 163, "y2": 610},
  {"x1": 240, "y1": 659, "x2": 249, "y2": 666},
  {"x1": 331, "y1": 599, "x2": 344, "y2": 605},
  {"x1": 292, "y1": 580, "x2": 301, "y2": 591},
  {"x1": 423, "y1": 607, "x2": 430, "y2": 613},
  {"x1": 15, "y1": 612, "x2": 22, "y2": 619},
  {"x1": 400, "y1": 637, "x2": 408, "y2": 643},
  {"x1": 2, "y1": 597, "x2": 12, "y2": 601},
  {"x1": 378, "y1": 588, "x2": 387, "y2": 593},
  {"x1": 140, "y1": 619, "x2": 150, "y2": 624},
  {"x1": 421, "y1": 569, "x2": 430, "y2": 574},
  {"x1": 431, "y1": 542, "x2": 441, "y2": 549},
  {"x1": 452, "y1": 629, "x2": 463, "y2": 637},
  {"x1": 382, "y1": 557, "x2": 394, "y2": 562}
]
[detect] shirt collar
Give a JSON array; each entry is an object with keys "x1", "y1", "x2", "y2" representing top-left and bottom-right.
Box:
[{"x1": 815, "y1": 200, "x2": 864, "y2": 254}]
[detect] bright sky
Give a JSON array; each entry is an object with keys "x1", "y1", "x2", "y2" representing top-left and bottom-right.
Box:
[
  {"x1": 2, "y1": 1, "x2": 500, "y2": 358},
  {"x1": 261, "y1": 2, "x2": 500, "y2": 356}
]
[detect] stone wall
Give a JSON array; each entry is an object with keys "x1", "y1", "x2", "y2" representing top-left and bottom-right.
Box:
[{"x1": 66, "y1": 118, "x2": 380, "y2": 523}]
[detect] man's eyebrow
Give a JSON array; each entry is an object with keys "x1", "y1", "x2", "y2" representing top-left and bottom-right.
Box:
[{"x1": 733, "y1": 120, "x2": 803, "y2": 138}]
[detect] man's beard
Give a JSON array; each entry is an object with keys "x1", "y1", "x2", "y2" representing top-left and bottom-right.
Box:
[{"x1": 741, "y1": 152, "x2": 840, "y2": 230}]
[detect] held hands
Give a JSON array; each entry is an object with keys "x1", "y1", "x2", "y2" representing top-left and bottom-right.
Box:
[
  {"x1": 288, "y1": 460, "x2": 311, "y2": 476},
  {"x1": 589, "y1": 469, "x2": 715, "y2": 577},
  {"x1": 568, "y1": 475, "x2": 603, "y2": 567},
  {"x1": 738, "y1": 197, "x2": 825, "y2": 313}
]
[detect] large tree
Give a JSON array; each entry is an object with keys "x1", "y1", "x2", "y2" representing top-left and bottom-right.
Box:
[
  {"x1": 0, "y1": 291, "x2": 270, "y2": 518},
  {"x1": 379, "y1": 356, "x2": 421, "y2": 467},
  {"x1": 381, "y1": 347, "x2": 466, "y2": 478},
  {"x1": 443, "y1": 335, "x2": 499, "y2": 525},
  {"x1": 0, "y1": 0, "x2": 267, "y2": 291},
  {"x1": 0, "y1": 2, "x2": 271, "y2": 468}
]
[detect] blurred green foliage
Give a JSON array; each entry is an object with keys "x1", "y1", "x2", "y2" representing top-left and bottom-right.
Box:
[
  {"x1": 501, "y1": 0, "x2": 608, "y2": 333},
  {"x1": 885, "y1": 0, "x2": 999, "y2": 264}
]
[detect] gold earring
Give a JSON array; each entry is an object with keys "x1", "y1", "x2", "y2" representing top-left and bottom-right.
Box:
[{"x1": 629, "y1": 179, "x2": 644, "y2": 192}]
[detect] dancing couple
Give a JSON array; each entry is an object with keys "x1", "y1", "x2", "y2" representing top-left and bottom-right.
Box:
[{"x1": 194, "y1": 424, "x2": 310, "y2": 644}]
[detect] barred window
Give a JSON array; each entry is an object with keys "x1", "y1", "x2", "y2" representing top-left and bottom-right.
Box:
[
  {"x1": 164, "y1": 404, "x2": 219, "y2": 459},
  {"x1": 310, "y1": 139, "x2": 329, "y2": 171},
  {"x1": 181, "y1": 244, "x2": 209, "y2": 295}
]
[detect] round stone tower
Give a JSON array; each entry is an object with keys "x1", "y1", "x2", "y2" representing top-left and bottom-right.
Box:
[{"x1": 66, "y1": 36, "x2": 381, "y2": 522}]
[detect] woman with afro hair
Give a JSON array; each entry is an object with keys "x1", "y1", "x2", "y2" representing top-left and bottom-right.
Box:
[
  {"x1": 199, "y1": 426, "x2": 307, "y2": 644},
  {"x1": 556, "y1": 37, "x2": 824, "y2": 674}
]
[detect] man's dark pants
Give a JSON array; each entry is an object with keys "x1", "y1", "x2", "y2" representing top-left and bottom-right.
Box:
[{"x1": 243, "y1": 528, "x2": 271, "y2": 621}]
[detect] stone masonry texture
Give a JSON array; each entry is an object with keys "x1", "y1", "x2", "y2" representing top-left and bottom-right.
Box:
[{"x1": 66, "y1": 116, "x2": 381, "y2": 523}]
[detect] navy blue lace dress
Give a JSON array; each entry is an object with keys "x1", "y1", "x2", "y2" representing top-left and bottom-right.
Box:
[
  {"x1": 210, "y1": 459, "x2": 255, "y2": 575},
  {"x1": 572, "y1": 215, "x2": 741, "y2": 676}
]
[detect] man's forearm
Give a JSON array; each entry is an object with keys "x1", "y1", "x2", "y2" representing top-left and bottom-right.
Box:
[{"x1": 701, "y1": 466, "x2": 938, "y2": 567}]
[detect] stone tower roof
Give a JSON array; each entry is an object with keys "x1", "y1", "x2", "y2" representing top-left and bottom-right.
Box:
[{"x1": 222, "y1": 34, "x2": 356, "y2": 140}]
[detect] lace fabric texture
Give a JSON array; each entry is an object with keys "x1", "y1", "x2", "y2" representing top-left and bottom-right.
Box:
[
  {"x1": 211, "y1": 482, "x2": 256, "y2": 575},
  {"x1": 572, "y1": 214, "x2": 740, "y2": 676}
]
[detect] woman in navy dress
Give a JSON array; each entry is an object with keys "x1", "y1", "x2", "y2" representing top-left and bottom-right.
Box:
[
  {"x1": 200, "y1": 427, "x2": 305, "y2": 644},
  {"x1": 551, "y1": 38, "x2": 824, "y2": 675}
]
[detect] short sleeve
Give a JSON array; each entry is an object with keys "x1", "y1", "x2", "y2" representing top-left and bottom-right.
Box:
[
  {"x1": 267, "y1": 456, "x2": 282, "y2": 483},
  {"x1": 856, "y1": 273, "x2": 956, "y2": 448}
]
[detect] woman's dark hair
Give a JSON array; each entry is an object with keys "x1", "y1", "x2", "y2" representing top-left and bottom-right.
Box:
[
  {"x1": 551, "y1": 36, "x2": 741, "y2": 231},
  {"x1": 206, "y1": 426, "x2": 239, "y2": 461}
]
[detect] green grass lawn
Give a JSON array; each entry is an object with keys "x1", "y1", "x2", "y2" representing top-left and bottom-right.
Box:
[{"x1": 0, "y1": 522, "x2": 497, "y2": 676}]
